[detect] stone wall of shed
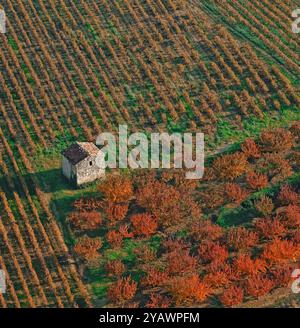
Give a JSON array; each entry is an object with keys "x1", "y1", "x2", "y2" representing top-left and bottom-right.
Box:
[{"x1": 76, "y1": 155, "x2": 105, "y2": 186}]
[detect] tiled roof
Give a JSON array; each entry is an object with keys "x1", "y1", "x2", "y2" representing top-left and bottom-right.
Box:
[{"x1": 62, "y1": 142, "x2": 99, "y2": 165}]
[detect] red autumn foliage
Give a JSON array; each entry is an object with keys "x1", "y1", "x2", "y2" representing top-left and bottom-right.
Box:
[
  {"x1": 244, "y1": 274, "x2": 274, "y2": 298},
  {"x1": 146, "y1": 294, "x2": 171, "y2": 308},
  {"x1": 225, "y1": 183, "x2": 249, "y2": 205},
  {"x1": 106, "y1": 260, "x2": 125, "y2": 278},
  {"x1": 106, "y1": 230, "x2": 123, "y2": 248},
  {"x1": 278, "y1": 185, "x2": 299, "y2": 205},
  {"x1": 198, "y1": 241, "x2": 228, "y2": 265},
  {"x1": 281, "y1": 205, "x2": 300, "y2": 228},
  {"x1": 134, "y1": 245, "x2": 157, "y2": 262},
  {"x1": 241, "y1": 138, "x2": 261, "y2": 159},
  {"x1": 73, "y1": 236, "x2": 102, "y2": 262},
  {"x1": 254, "y1": 196, "x2": 274, "y2": 217},
  {"x1": 203, "y1": 270, "x2": 230, "y2": 288},
  {"x1": 98, "y1": 175, "x2": 133, "y2": 203},
  {"x1": 130, "y1": 213, "x2": 158, "y2": 237},
  {"x1": 167, "y1": 250, "x2": 198, "y2": 275},
  {"x1": 233, "y1": 254, "x2": 267, "y2": 276},
  {"x1": 107, "y1": 277, "x2": 137, "y2": 304},
  {"x1": 246, "y1": 171, "x2": 268, "y2": 190},
  {"x1": 262, "y1": 239, "x2": 300, "y2": 263},
  {"x1": 136, "y1": 179, "x2": 182, "y2": 227},
  {"x1": 118, "y1": 224, "x2": 134, "y2": 238},
  {"x1": 212, "y1": 152, "x2": 248, "y2": 181},
  {"x1": 254, "y1": 218, "x2": 286, "y2": 239},
  {"x1": 219, "y1": 286, "x2": 244, "y2": 307},
  {"x1": 141, "y1": 268, "x2": 169, "y2": 287},
  {"x1": 260, "y1": 128, "x2": 294, "y2": 153},
  {"x1": 226, "y1": 227, "x2": 259, "y2": 251},
  {"x1": 163, "y1": 239, "x2": 190, "y2": 252},
  {"x1": 169, "y1": 274, "x2": 211, "y2": 305},
  {"x1": 73, "y1": 198, "x2": 103, "y2": 211},
  {"x1": 105, "y1": 203, "x2": 129, "y2": 222},
  {"x1": 190, "y1": 219, "x2": 224, "y2": 242},
  {"x1": 67, "y1": 211, "x2": 103, "y2": 232},
  {"x1": 271, "y1": 266, "x2": 292, "y2": 287}
]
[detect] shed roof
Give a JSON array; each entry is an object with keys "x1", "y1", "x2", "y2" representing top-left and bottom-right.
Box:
[{"x1": 62, "y1": 142, "x2": 100, "y2": 165}]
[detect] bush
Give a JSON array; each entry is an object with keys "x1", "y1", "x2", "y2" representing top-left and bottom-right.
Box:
[
  {"x1": 107, "y1": 277, "x2": 137, "y2": 305},
  {"x1": 219, "y1": 286, "x2": 244, "y2": 307}
]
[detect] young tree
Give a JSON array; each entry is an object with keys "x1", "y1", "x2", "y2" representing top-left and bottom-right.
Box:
[
  {"x1": 146, "y1": 294, "x2": 171, "y2": 308},
  {"x1": 226, "y1": 227, "x2": 258, "y2": 251},
  {"x1": 219, "y1": 286, "x2": 244, "y2": 307},
  {"x1": 106, "y1": 260, "x2": 125, "y2": 278},
  {"x1": 67, "y1": 211, "x2": 103, "y2": 232},
  {"x1": 169, "y1": 274, "x2": 211, "y2": 305},
  {"x1": 73, "y1": 236, "x2": 102, "y2": 263},
  {"x1": 245, "y1": 274, "x2": 273, "y2": 298},
  {"x1": 246, "y1": 171, "x2": 268, "y2": 190},
  {"x1": 241, "y1": 138, "x2": 261, "y2": 159},
  {"x1": 254, "y1": 196, "x2": 274, "y2": 217},
  {"x1": 212, "y1": 152, "x2": 248, "y2": 181},
  {"x1": 106, "y1": 230, "x2": 123, "y2": 248},
  {"x1": 107, "y1": 277, "x2": 137, "y2": 305},
  {"x1": 130, "y1": 213, "x2": 158, "y2": 237},
  {"x1": 278, "y1": 185, "x2": 299, "y2": 205},
  {"x1": 98, "y1": 175, "x2": 133, "y2": 203},
  {"x1": 198, "y1": 241, "x2": 228, "y2": 265}
]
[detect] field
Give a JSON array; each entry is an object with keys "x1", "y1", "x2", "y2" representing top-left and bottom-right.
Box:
[{"x1": 0, "y1": 0, "x2": 299, "y2": 308}]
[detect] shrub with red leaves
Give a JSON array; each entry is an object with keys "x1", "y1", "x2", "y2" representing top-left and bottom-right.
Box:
[
  {"x1": 190, "y1": 220, "x2": 224, "y2": 242},
  {"x1": 278, "y1": 185, "x2": 299, "y2": 205},
  {"x1": 244, "y1": 274, "x2": 274, "y2": 298},
  {"x1": 169, "y1": 274, "x2": 211, "y2": 305},
  {"x1": 241, "y1": 138, "x2": 261, "y2": 159},
  {"x1": 106, "y1": 230, "x2": 123, "y2": 248},
  {"x1": 130, "y1": 213, "x2": 158, "y2": 237},
  {"x1": 198, "y1": 241, "x2": 228, "y2": 265},
  {"x1": 282, "y1": 205, "x2": 300, "y2": 228},
  {"x1": 219, "y1": 286, "x2": 244, "y2": 307},
  {"x1": 146, "y1": 294, "x2": 171, "y2": 308},
  {"x1": 246, "y1": 171, "x2": 268, "y2": 190},
  {"x1": 141, "y1": 268, "x2": 169, "y2": 287},
  {"x1": 106, "y1": 260, "x2": 125, "y2": 278},
  {"x1": 254, "y1": 218, "x2": 286, "y2": 240},
  {"x1": 226, "y1": 227, "x2": 258, "y2": 251},
  {"x1": 260, "y1": 128, "x2": 294, "y2": 153},
  {"x1": 167, "y1": 250, "x2": 198, "y2": 275},
  {"x1": 107, "y1": 277, "x2": 137, "y2": 305},
  {"x1": 262, "y1": 238, "x2": 300, "y2": 263},
  {"x1": 271, "y1": 266, "x2": 292, "y2": 287},
  {"x1": 233, "y1": 254, "x2": 267, "y2": 276},
  {"x1": 105, "y1": 203, "x2": 129, "y2": 223},
  {"x1": 67, "y1": 211, "x2": 103, "y2": 232},
  {"x1": 225, "y1": 183, "x2": 249, "y2": 205}
]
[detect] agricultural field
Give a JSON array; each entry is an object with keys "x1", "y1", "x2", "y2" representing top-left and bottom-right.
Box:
[{"x1": 0, "y1": 0, "x2": 299, "y2": 308}]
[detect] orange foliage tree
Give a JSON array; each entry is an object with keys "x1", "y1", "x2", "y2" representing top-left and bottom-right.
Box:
[
  {"x1": 107, "y1": 277, "x2": 137, "y2": 305},
  {"x1": 244, "y1": 274, "x2": 274, "y2": 298},
  {"x1": 130, "y1": 213, "x2": 158, "y2": 237},
  {"x1": 219, "y1": 286, "x2": 244, "y2": 307},
  {"x1": 212, "y1": 152, "x2": 248, "y2": 181},
  {"x1": 226, "y1": 227, "x2": 258, "y2": 251},
  {"x1": 98, "y1": 175, "x2": 133, "y2": 203},
  {"x1": 246, "y1": 171, "x2": 268, "y2": 190},
  {"x1": 73, "y1": 236, "x2": 102, "y2": 262},
  {"x1": 67, "y1": 211, "x2": 103, "y2": 232},
  {"x1": 168, "y1": 274, "x2": 211, "y2": 305},
  {"x1": 241, "y1": 138, "x2": 261, "y2": 159}
]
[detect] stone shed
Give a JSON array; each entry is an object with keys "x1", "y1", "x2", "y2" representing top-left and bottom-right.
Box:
[{"x1": 62, "y1": 142, "x2": 105, "y2": 187}]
